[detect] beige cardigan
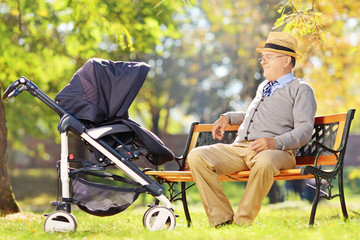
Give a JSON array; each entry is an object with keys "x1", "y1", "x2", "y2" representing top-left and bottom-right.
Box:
[{"x1": 223, "y1": 78, "x2": 317, "y2": 152}]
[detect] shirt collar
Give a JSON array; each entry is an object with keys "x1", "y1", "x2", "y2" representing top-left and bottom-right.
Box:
[
  {"x1": 272, "y1": 72, "x2": 294, "y2": 87},
  {"x1": 262, "y1": 73, "x2": 294, "y2": 98}
]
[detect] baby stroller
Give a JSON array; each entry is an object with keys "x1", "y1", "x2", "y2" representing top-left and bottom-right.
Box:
[{"x1": 3, "y1": 58, "x2": 177, "y2": 232}]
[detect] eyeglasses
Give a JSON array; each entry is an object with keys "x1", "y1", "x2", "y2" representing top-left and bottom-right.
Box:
[{"x1": 258, "y1": 54, "x2": 286, "y2": 63}]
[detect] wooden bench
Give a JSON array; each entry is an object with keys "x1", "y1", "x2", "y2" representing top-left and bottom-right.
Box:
[{"x1": 145, "y1": 109, "x2": 356, "y2": 226}]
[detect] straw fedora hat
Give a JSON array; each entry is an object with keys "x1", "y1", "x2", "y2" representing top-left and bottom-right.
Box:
[{"x1": 256, "y1": 32, "x2": 302, "y2": 59}]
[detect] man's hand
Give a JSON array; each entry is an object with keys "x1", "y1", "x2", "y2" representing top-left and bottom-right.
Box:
[
  {"x1": 250, "y1": 137, "x2": 275, "y2": 152},
  {"x1": 212, "y1": 115, "x2": 229, "y2": 140}
]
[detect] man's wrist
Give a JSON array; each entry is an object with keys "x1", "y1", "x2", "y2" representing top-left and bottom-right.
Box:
[
  {"x1": 274, "y1": 136, "x2": 284, "y2": 150},
  {"x1": 221, "y1": 113, "x2": 231, "y2": 124}
]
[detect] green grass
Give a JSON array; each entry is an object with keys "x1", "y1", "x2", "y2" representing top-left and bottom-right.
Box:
[
  {"x1": 3, "y1": 168, "x2": 360, "y2": 239},
  {"x1": 1, "y1": 201, "x2": 360, "y2": 240}
]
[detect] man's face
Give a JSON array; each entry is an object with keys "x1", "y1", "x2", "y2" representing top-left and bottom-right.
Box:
[{"x1": 259, "y1": 51, "x2": 290, "y2": 81}]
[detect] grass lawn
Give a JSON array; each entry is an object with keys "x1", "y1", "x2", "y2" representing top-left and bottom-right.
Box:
[
  {"x1": 2, "y1": 168, "x2": 360, "y2": 239},
  {"x1": 1, "y1": 198, "x2": 360, "y2": 240}
]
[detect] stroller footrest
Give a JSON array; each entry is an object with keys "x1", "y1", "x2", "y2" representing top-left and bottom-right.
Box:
[
  {"x1": 50, "y1": 201, "x2": 60, "y2": 206},
  {"x1": 49, "y1": 201, "x2": 72, "y2": 213}
]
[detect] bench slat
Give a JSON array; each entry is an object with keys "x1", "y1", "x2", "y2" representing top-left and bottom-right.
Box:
[
  {"x1": 145, "y1": 168, "x2": 327, "y2": 182},
  {"x1": 193, "y1": 124, "x2": 239, "y2": 132},
  {"x1": 295, "y1": 155, "x2": 337, "y2": 166}
]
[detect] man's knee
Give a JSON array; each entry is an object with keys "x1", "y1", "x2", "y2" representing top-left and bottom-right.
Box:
[{"x1": 187, "y1": 148, "x2": 204, "y2": 169}]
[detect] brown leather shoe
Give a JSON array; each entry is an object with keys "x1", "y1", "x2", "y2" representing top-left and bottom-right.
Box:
[{"x1": 215, "y1": 220, "x2": 233, "y2": 228}]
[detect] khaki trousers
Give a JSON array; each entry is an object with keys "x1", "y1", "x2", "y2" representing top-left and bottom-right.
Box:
[{"x1": 187, "y1": 142, "x2": 295, "y2": 226}]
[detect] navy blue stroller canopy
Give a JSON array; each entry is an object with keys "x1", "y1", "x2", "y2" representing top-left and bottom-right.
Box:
[
  {"x1": 55, "y1": 58, "x2": 174, "y2": 165},
  {"x1": 55, "y1": 58, "x2": 150, "y2": 124}
]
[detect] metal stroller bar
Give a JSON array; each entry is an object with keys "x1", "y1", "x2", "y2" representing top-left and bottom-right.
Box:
[
  {"x1": 60, "y1": 132, "x2": 71, "y2": 200},
  {"x1": 81, "y1": 133, "x2": 165, "y2": 196}
]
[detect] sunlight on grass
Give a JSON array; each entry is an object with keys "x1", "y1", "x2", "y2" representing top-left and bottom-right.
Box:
[
  {"x1": 2, "y1": 200, "x2": 360, "y2": 240},
  {"x1": 4, "y1": 168, "x2": 360, "y2": 239}
]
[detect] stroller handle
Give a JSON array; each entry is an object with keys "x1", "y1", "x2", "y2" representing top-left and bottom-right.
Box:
[
  {"x1": 2, "y1": 76, "x2": 67, "y2": 117},
  {"x1": 2, "y1": 76, "x2": 30, "y2": 101}
]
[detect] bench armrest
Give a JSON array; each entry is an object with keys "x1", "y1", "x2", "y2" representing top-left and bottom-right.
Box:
[
  {"x1": 311, "y1": 140, "x2": 340, "y2": 167},
  {"x1": 311, "y1": 141, "x2": 339, "y2": 156}
]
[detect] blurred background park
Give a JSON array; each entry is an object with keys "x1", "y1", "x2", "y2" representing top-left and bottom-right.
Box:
[{"x1": 1, "y1": 0, "x2": 360, "y2": 214}]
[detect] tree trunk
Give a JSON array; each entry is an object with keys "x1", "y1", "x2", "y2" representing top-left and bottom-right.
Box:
[
  {"x1": 0, "y1": 84, "x2": 20, "y2": 216},
  {"x1": 151, "y1": 108, "x2": 160, "y2": 137}
]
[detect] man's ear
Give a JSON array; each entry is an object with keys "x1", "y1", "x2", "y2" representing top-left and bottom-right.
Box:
[{"x1": 285, "y1": 55, "x2": 292, "y2": 67}]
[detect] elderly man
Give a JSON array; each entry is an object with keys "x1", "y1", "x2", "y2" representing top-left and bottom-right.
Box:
[{"x1": 188, "y1": 32, "x2": 317, "y2": 227}]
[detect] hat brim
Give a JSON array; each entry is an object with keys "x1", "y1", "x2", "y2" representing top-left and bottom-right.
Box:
[{"x1": 256, "y1": 48, "x2": 302, "y2": 59}]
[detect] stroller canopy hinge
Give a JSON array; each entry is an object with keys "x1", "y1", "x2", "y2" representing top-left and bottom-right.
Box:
[{"x1": 58, "y1": 114, "x2": 85, "y2": 134}]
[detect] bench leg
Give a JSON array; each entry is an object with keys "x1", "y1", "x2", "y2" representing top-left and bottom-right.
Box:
[
  {"x1": 338, "y1": 169, "x2": 348, "y2": 220},
  {"x1": 309, "y1": 176, "x2": 321, "y2": 225},
  {"x1": 181, "y1": 182, "x2": 192, "y2": 227}
]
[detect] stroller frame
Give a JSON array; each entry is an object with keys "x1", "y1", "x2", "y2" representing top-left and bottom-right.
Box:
[{"x1": 3, "y1": 76, "x2": 176, "y2": 232}]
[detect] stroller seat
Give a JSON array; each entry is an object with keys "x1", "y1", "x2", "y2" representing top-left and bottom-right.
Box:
[{"x1": 86, "y1": 124, "x2": 132, "y2": 139}]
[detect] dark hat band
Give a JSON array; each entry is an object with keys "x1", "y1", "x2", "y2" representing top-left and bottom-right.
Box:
[{"x1": 264, "y1": 43, "x2": 296, "y2": 53}]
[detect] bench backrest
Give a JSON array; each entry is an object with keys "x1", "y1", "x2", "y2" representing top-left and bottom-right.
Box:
[{"x1": 180, "y1": 109, "x2": 355, "y2": 171}]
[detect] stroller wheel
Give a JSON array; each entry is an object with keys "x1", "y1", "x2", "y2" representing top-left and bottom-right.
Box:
[
  {"x1": 44, "y1": 210, "x2": 77, "y2": 233},
  {"x1": 143, "y1": 206, "x2": 176, "y2": 231}
]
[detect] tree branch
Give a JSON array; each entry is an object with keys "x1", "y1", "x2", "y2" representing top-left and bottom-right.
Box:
[{"x1": 17, "y1": 0, "x2": 22, "y2": 32}]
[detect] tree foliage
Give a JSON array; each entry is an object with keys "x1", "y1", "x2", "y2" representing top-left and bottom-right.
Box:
[
  {"x1": 136, "y1": 0, "x2": 282, "y2": 130},
  {"x1": 2, "y1": 0, "x2": 359, "y2": 142},
  {"x1": 0, "y1": 0, "x2": 183, "y2": 146}
]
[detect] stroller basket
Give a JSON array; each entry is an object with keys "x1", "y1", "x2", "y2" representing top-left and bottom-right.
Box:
[{"x1": 71, "y1": 175, "x2": 146, "y2": 217}]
